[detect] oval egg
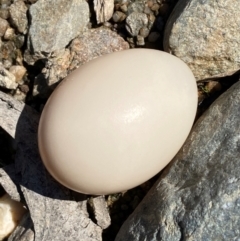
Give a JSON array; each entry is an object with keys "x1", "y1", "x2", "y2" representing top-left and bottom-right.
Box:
[{"x1": 38, "y1": 49, "x2": 197, "y2": 195}]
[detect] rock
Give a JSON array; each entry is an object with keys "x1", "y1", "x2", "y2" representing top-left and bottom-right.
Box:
[
  {"x1": 0, "y1": 65, "x2": 17, "y2": 89},
  {"x1": 9, "y1": 0, "x2": 28, "y2": 34},
  {"x1": 112, "y1": 11, "x2": 126, "y2": 23},
  {"x1": 136, "y1": 35, "x2": 144, "y2": 46},
  {"x1": 115, "y1": 79, "x2": 240, "y2": 240},
  {"x1": 69, "y1": 27, "x2": 129, "y2": 70},
  {"x1": 125, "y1": 12, "x2": 148, "y2": 36},
  {"x1": 33, "y1": 27, "x2": 129, "y2": 98},
  {"x1": 164, "y1": 0, "x2": 240, "y2": 81},
  {"x1": 9, "y1": 65, "x2": 26, "y2": 83},
  {"x1": 3, "y1": 27, "x2": 14, "y2": 40},
  {"x1": 94, "y1": 0, "x2": 114, "y2": 23},
  {"x1": 0, "y1": 17, "x2": 8, "y2": 37},
  {"x1": 28, "y1": 0, "x2": 89, "y2": 53}
]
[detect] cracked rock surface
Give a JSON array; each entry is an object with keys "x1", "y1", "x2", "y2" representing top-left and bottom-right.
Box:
[
  {"x1": 164, "y1": 0, "x2": 240, "y2": 80},
  {"x1": 115, "y1": 79, "x2": 240, "y2": 241}
]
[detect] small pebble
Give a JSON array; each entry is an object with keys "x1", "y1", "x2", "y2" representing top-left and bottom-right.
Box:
[
  {"x1": 136, "y1": 35, "x2": 145, "y2": 46},
  {"x1": 0, "y1": 17, "x2": 8, "y2": 37},
  {"x1": 151, "y1": 3, "x2": 160, "y2": 11},
  {"x1": 3, "y1": 27, "x2": 15, "y2": 40},
  {"x1": 206, "y1": 81, "x2": 222, "y2": 93},
  {"x1": 0, "y1": 9, "x2": 9, "y2": 20},
  {"x1": 120, "y1": 4, "x2": 128, "y2": 13},
  {"x1": 112, "y1": 11, "x2": 126, "y2": 23},
  {"x1": 9, "y1": 65, "x2": 27, "y2": 83},
  {"x1": 139, "y1": 27, "x2": 150, "y2": 38}
]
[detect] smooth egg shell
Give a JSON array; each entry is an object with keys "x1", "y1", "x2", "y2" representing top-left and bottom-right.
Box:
[{"x1": 38, "y1": 49, "x2": 197, "y2": 195}]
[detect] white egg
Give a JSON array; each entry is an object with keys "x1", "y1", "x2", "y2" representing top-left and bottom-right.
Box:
[{"x1": 38, "y1": 49, "x2": 197, "y2": 195}]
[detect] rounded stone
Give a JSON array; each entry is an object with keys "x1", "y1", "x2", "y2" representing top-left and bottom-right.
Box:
[{"x1": 38, "y1": 49, "x2": 197, "y2": 195}]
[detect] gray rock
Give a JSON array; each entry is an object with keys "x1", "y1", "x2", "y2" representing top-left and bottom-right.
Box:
[
  {"x1": 9, "y1": 0, "x2": 28, "y2": 34},
  {"x1": 125, "y1": 12, "x2": 148, "y2": 36},
  {"x1": 28, "y1": 0, "x2": 89, "y2": 53},
  {"x1": 0, "y1": 17, "x2": 8, "y2": 37},
  {"x1": 115, "y1": 79, "x2": 240, "y2": 241},
  {"x1": 0, "y1": 65, "x2": 18, "y2": 89},
  {"x1": 69, "y1": 27, "x2": 129, "y2": 70},
  {"x1": 164, "y1": 0, "x2": 240, "y2": 81},
  {"x1": 112, "y1": 11, "x2": 126, "y2": 23}
]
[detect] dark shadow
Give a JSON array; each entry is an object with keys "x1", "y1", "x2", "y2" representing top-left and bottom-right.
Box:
[{"x1": 1, "y1": 98, "x2": 87, "y2": 202}]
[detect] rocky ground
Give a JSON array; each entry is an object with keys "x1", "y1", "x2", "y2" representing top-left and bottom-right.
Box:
[{"x1": 0, "y1": 0, "x2": 240, "y2": 240}]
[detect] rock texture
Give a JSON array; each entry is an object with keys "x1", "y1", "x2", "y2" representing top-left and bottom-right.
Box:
[
  {"x1": 0, "y1": 64, "x2": 17, "y2": 89},
  {"x1": 9, "y1": 0, "x2": 28, "y2": 34},
  {"x1": 116, "y1": 79, "x2": 240, "y2": 241},
  {"x1": 28, "y1": 0, "x2": 89, "y2": 53},
  {"x1": 94, "y1": 0, "x2": 114, "y2": 23},
  {"x1": 164, "y1": 0, "x2": 240, "y2": 81},
  {"x1": 0, "y1": 91, "x2": 107, "y2": 241}
]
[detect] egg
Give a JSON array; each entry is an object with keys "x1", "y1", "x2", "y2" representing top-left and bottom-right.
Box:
[{"x1": 38, "y1": 49, "x2": 197, "y2": 195}]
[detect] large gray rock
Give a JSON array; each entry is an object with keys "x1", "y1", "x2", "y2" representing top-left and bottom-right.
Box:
[
  {"x1": 115, "y1": 79, "x2": 240, "y2": 241},
  {"x1": 28, "y1": 0, "x2": 89, "y2": 53},
  {"x1": 164, "y1": 0, "x2": 240, "y2": 81}
]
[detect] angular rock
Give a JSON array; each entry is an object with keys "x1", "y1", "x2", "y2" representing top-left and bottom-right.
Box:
[
  {"x1": 94, "y1": 0, "x2": 114, "y2": 23},
  {"x1": 116, "y1": 79, "x2": 240, "y2": 241},
  {"x1": 125, "y1": 12, "x2": 148, "y2": 36},
  {"x1": 28, "y1": 0, "x2": 89, "y2": 53},
  {"x1": 69, "y1": 27, "x2": 129, "y2": 70},
  {"x1": 9, "y1": 65, "x2": 26, "y2": 83},
  {"x1": 164, "y1": 0, "x2": 240, "y2": 81},
  {"x1": 0, "y1": 17, "x2": 8, "y2": 37},
  {"x1": 9, "y1": 0, "x2": 28, "y2": 34},
  {"x1": 0, "y1": 65, "x2": 17, "y2": 89}
]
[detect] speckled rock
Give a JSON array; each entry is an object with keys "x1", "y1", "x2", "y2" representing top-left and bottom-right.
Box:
[
  {"x1": 164, "y1": 0, "x2": 240, "y2": 80},
  {"x1": 69, "y1": 27, "x2": 129, "y2": 70},
  {"x1": 33, "y1": 27, "x2": 129, "y2": 98},
  {"x1": 0, "y1": 65, "x2": 17, "y2": 89},
  {"x1": 9, "y1": 0, "x2": 28, "y2": 34},
  {"x1": 9, "y1": 65, "x2": 26, "y2": 83},
  {"x1": 125, "y1": 12, "x2": 148, "y2": 36},
  {"x1": 28, "y1": 0, "x2": 89, "y2": 53},
  {"x1": 116, "y1": 79, "x2": 240, "y2": 241},
  {"x1": 0, "y1": 17, "x2": 8, "y2": 37}
]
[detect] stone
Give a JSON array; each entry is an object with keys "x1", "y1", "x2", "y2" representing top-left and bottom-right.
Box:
[
  {"x1": 28, "y1": 0, "x2": 89, "y2": 53},
  {"x1": 94, "y1": 0, "x2": 114, "y2": 23},
  {"x1": 115, "y1": 79, "x2": 240, "y2": 240},
  {"x1": 69, "y1": 27, "x2": 129, "y2": 70},
  {"x1": 9, "y1": 0, "x2": 28, "y2": 34},
  {"x1": 164, "y1": 0, "x2": 240, "y2": 81},
  {"x1": 9, "y1": 65, "x2": 26, "y2": 83},
  {"x1": 0, "y1": 17, "x2": 8, "y2": 37},
  {"x1": 3, "y1": 27, "x2": 14, "y2": 40},
  {"x1": 125, "y1": 12, "x2": 148, "y2": 36},
  {"x1": 0, "y1": 65, "x2": 17, "y2": 89},
  {"x1": 112, "y1": 11, "x2": 126, "y2": 23}
]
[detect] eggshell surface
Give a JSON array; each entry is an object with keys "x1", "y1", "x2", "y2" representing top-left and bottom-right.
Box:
[{"x1": 38, "y1": 49, "x2": 197, "y2": 195}]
